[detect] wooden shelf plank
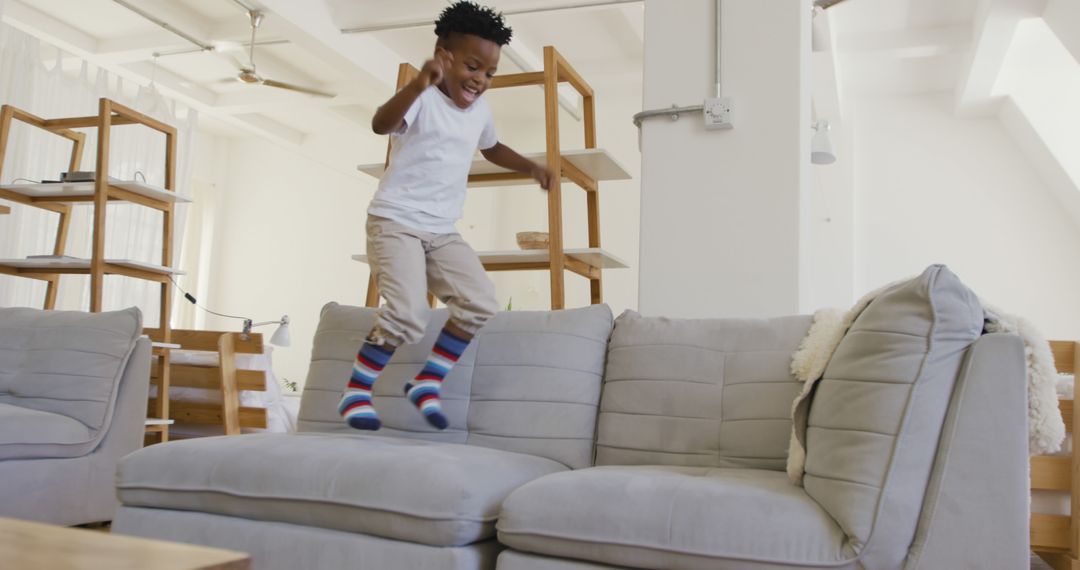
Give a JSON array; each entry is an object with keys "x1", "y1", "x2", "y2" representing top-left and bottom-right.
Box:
[
  {"x1": 353, "y1": 247, "x2": 629, "y2": 270},
  {"x1": 0, "y1": 204, "x2": 9, "y2": 215},
  {"x1": 0, "y1": 257, "x2": 185, "y2": 276},
  {"x1": 0, "y1": 180, "x2": 191, "y2": 206},
  {"x1": 357, "y1": 148, "x2": 631, "y2": 188},
  {"x1": 148, "y1": 399, "x2": 267, "y2": 429},
  {"x1": 1033, "y1": 513, "x2": 1072, "y2": 551},
  {"x1": 1031, "y1": 455, "x2": 1072, "y2": 491}
]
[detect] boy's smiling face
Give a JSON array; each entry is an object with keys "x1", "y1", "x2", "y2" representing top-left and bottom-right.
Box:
[{"x1": 437, "y1": 33, "x2": 500, "y2": 109}]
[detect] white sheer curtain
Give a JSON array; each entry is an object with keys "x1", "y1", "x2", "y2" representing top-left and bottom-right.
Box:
[{"x1": 0, "y1": 22, "x2": 197, "y2": 327}]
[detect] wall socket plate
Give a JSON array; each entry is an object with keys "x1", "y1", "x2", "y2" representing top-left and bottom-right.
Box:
[{"x1": 704, "y1": 97, "x2": 734, "y2": 130}]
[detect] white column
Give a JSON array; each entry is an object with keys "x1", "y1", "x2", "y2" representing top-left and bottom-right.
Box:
[{"x1": 638, "y1": 0, "x2": 812, "y2": 318}]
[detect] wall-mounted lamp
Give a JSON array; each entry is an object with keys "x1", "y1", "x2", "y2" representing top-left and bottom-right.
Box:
[
  {"x1": 171, "y1": 277, "x2": 292, "y2": 347},
  {"x1": 812, "y1": 120, "x2": 837, "y2": 165},
  {"x1": 243, "y1": 315, "x2": 291, "y2": 347}
]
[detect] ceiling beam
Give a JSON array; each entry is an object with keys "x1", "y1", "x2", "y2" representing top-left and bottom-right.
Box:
[
  {"x1": 110, "y1": 0, "x2": 215, "y2": 50},
  {"x1": 954, "y1": 0, "x2": 1047, "y2": 117},
  {"x1": 1044, "y1": 0, "x2": 1080, "y2": 65},
  {"x1": 334, "y1": 0, "x2": 643, "y2": 34},
  {"x1": 96, "y1": 30, "x2": 195, "y2": 63},
  {"x1": 1, "y1": 0, "x2": 99, "y2": 56},
  {"x1": 255, "y1": 0, "x2": 403, "y2": 92},
  {"x1": 837, "y1": 25, "x2": 971, "y2": 58},
  {"x1": 212, "y1": 86, "x2": 365, "y2": 114},
  {"x1": 94, "y1": 18, "x2": 259, "y2": 63}
]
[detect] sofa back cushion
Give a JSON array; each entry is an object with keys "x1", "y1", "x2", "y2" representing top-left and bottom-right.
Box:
[
  {"x1": 799, "y1": 265, "x2": 983, "y2": 567},
  {"x1": 298, "y1": 303, "x2": 613, "y2": 469},
  {"x1": 0, "y1": 306, "x2": 142, "y2": 438},
  {"x1": 595, "y1": 311, "x2": 812, "y2": 470}
]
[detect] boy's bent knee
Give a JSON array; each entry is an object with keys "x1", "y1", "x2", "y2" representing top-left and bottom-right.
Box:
[{"x1": 375, "y1": 305, "x2": 429, "y2": 347}]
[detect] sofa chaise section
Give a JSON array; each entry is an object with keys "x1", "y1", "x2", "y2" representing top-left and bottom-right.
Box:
[
  {"x1": 117, "y1": 432, "x2": 566, "y2": 546},
  {"x1": 113, "y1": 303, "x2": 613, "y2": 570}
]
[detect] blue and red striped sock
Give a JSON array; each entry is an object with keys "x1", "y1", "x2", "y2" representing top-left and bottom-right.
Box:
[
  {"x1": 339, "y1": 341, "x2": 395, "y2": 430},
  {"x1": 404, "y1": 328, "x2": 470, "y2": 430}
]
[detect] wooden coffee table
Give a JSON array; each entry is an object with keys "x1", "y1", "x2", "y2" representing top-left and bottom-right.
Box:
[{"x1": 0, "y1": 517, "x2": 250, "y2": 569}]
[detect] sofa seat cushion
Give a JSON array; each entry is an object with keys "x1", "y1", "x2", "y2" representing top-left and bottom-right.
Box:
[
  {"x1": 0, "y1": 402, "x2": 92, "y2": 459},
  {"x1": 498, "y1": 466, "x2": 856, "y2": 570},
  {"x1": 117, "y1": 432, "x2": 567, "y2": 547}
]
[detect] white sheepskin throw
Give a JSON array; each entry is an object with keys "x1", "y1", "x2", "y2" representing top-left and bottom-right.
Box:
[
  {"x1": 786, "y1": 292, "x2": 1066, "y2": 486},
  {"x1": 982, "y1": 303, "x2": 1066, "y2": 457}
]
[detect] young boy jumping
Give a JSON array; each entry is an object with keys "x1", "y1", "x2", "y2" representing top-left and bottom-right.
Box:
[{"x1": 339, "y1": 2, "x2": 550, "y2": 431}]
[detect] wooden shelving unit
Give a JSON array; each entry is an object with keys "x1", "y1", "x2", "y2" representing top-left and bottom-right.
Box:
[
  {"x1": 0, "y1": 98, "x2": 181, "y2": 442},
  {"x1": 354, "y1": 46, "x2": 630, "y2": 309}
]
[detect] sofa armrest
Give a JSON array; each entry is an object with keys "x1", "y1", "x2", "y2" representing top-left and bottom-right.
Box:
[
  {"x1": 905, "y1": 333, "x2": 1028, "y2": 569},
  {"x1": 97, "y1": 338, "x2": 151, "y2": 461}
]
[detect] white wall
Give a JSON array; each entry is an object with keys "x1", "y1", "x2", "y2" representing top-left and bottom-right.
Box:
[
  {"x1": 853, "y1": 93, "x2": 1080, "y2": 339},
  {"x1": 801, "y1": 118, "x2": 855, "y2": 311},
  {"x1": 178, "y1": 130, "x2": 230, "y2": 330},
  {"x1": 197, "y1": 130, "x2": 377, "y2": 388},
  {"x1": 638, "y1": 0, "x2": 811, "y2": 318}
]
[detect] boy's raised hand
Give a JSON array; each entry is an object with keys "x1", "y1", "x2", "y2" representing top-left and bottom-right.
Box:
[{"x1": 417, "y1": 47, "x2": 453, "y2": 89}]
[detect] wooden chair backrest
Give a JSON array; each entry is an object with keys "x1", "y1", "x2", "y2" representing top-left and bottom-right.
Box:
[{"x1": 145, "y1": 328, "x2": 269, "y2": 435}]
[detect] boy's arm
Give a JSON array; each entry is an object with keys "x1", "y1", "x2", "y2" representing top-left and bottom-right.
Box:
[
  {"x1": 371, "y1": 82, "x2": 425, "y2": 135},
  {"x1": 371, "y1": 50, "x2": 450, "y2": 135},
  {"x1": 480, "y1": 142, "x2": 552, "y2": 190}
]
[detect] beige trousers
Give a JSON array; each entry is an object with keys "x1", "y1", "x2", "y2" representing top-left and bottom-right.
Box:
[{"x1": 366, "y1": 215, "x2": 499, "y2": 346}]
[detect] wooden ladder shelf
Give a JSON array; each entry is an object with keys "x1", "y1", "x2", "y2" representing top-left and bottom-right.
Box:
[
  {"x1": 354, "y1": 46, "x2": 630, "y2": 310},
  {"x1": 0, "y1": 98, "x2": 185, "y2": 441}
]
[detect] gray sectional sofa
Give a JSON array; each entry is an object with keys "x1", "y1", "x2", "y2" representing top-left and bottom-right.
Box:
[
  {"x1": 0, "y1": 306, "x2": 150, "y2": 525},
  {"x1": 112, "y1": 265, "x2": 1029, "y2": 569}
]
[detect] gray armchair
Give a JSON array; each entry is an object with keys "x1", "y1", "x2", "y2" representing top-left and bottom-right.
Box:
[{"x1": 0, "y1": 306, "x2": 150, "y2": 525}]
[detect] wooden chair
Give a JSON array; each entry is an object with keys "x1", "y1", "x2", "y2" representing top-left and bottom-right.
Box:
[{"x1": 144, "y1": 328, "x2": 269, "y2": 439}]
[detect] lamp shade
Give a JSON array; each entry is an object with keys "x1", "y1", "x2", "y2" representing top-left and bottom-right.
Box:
[
  {"x1": 270, "y1": 316, "x2": 291, "y2": 347},
  {"x1": 812, "y1": 120, "x2": 836, "y2": 165},
  {"x1": 812, "y1": 120, "x2": 833, "y2": 165}
]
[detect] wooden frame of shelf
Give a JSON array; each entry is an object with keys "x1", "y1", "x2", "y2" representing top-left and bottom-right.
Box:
[
  {"x1": 1032, "y1": 340, "x2": 1080, "y2": 570},
  {"x1": 0, "y1": 98, "x2": 179, "y2": 442},
  {"x1": 144, "y1": 329, "x2": 268, "y2": 438},
  {"x1": 358, "y1": 46, "x2": 624, "y2": 309}
]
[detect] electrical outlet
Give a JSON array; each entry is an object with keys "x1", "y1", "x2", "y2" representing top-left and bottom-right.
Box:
[{"x1": 703, "y1": 96, "x2": 734, "y2": 130}]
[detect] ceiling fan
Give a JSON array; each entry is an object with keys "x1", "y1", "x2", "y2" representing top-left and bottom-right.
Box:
[{"x1": 226, "y1": 10, "x2": 335, "y2": 98}]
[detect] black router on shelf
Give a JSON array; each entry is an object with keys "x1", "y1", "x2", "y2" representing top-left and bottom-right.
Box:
[{"x1": 60, "y1": 171, "x2": 96, "y2": 182}]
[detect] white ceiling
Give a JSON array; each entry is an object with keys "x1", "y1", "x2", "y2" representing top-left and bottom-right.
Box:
[
  {"x1": 15, "y1": 0, "x2": 1048, "y2": 150},
  {"x1": 6, "y1": 0, "x2": 645, "y2": 143},
  {"x1": 827, "y1": 0, "x2": 980, "y2": 97}
]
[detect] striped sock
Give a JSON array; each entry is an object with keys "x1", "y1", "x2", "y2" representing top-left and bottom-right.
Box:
[
  {"x1": 338, "y1": 341, "x2": 395, "y2": 430},
  {"x1": 404, "y1": 328, "x2": 469, "y2": 430}
]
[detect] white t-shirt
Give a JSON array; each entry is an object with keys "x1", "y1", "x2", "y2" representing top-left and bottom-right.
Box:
[{"x1": 368, "y1": 86, "x2": 497, "y2": 234}]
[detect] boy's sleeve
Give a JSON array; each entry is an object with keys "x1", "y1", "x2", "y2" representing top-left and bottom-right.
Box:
[
  {"x1": 394, "y1": 89, "x2": 424, "y2": 135},
  {"x1": 478, "y1": 103, "x2": 497, "y2": 150}
]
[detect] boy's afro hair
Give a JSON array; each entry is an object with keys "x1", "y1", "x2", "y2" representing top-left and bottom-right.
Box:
[{"x1": 434, "y1": 2, "x2": 513, "y2": 46}]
